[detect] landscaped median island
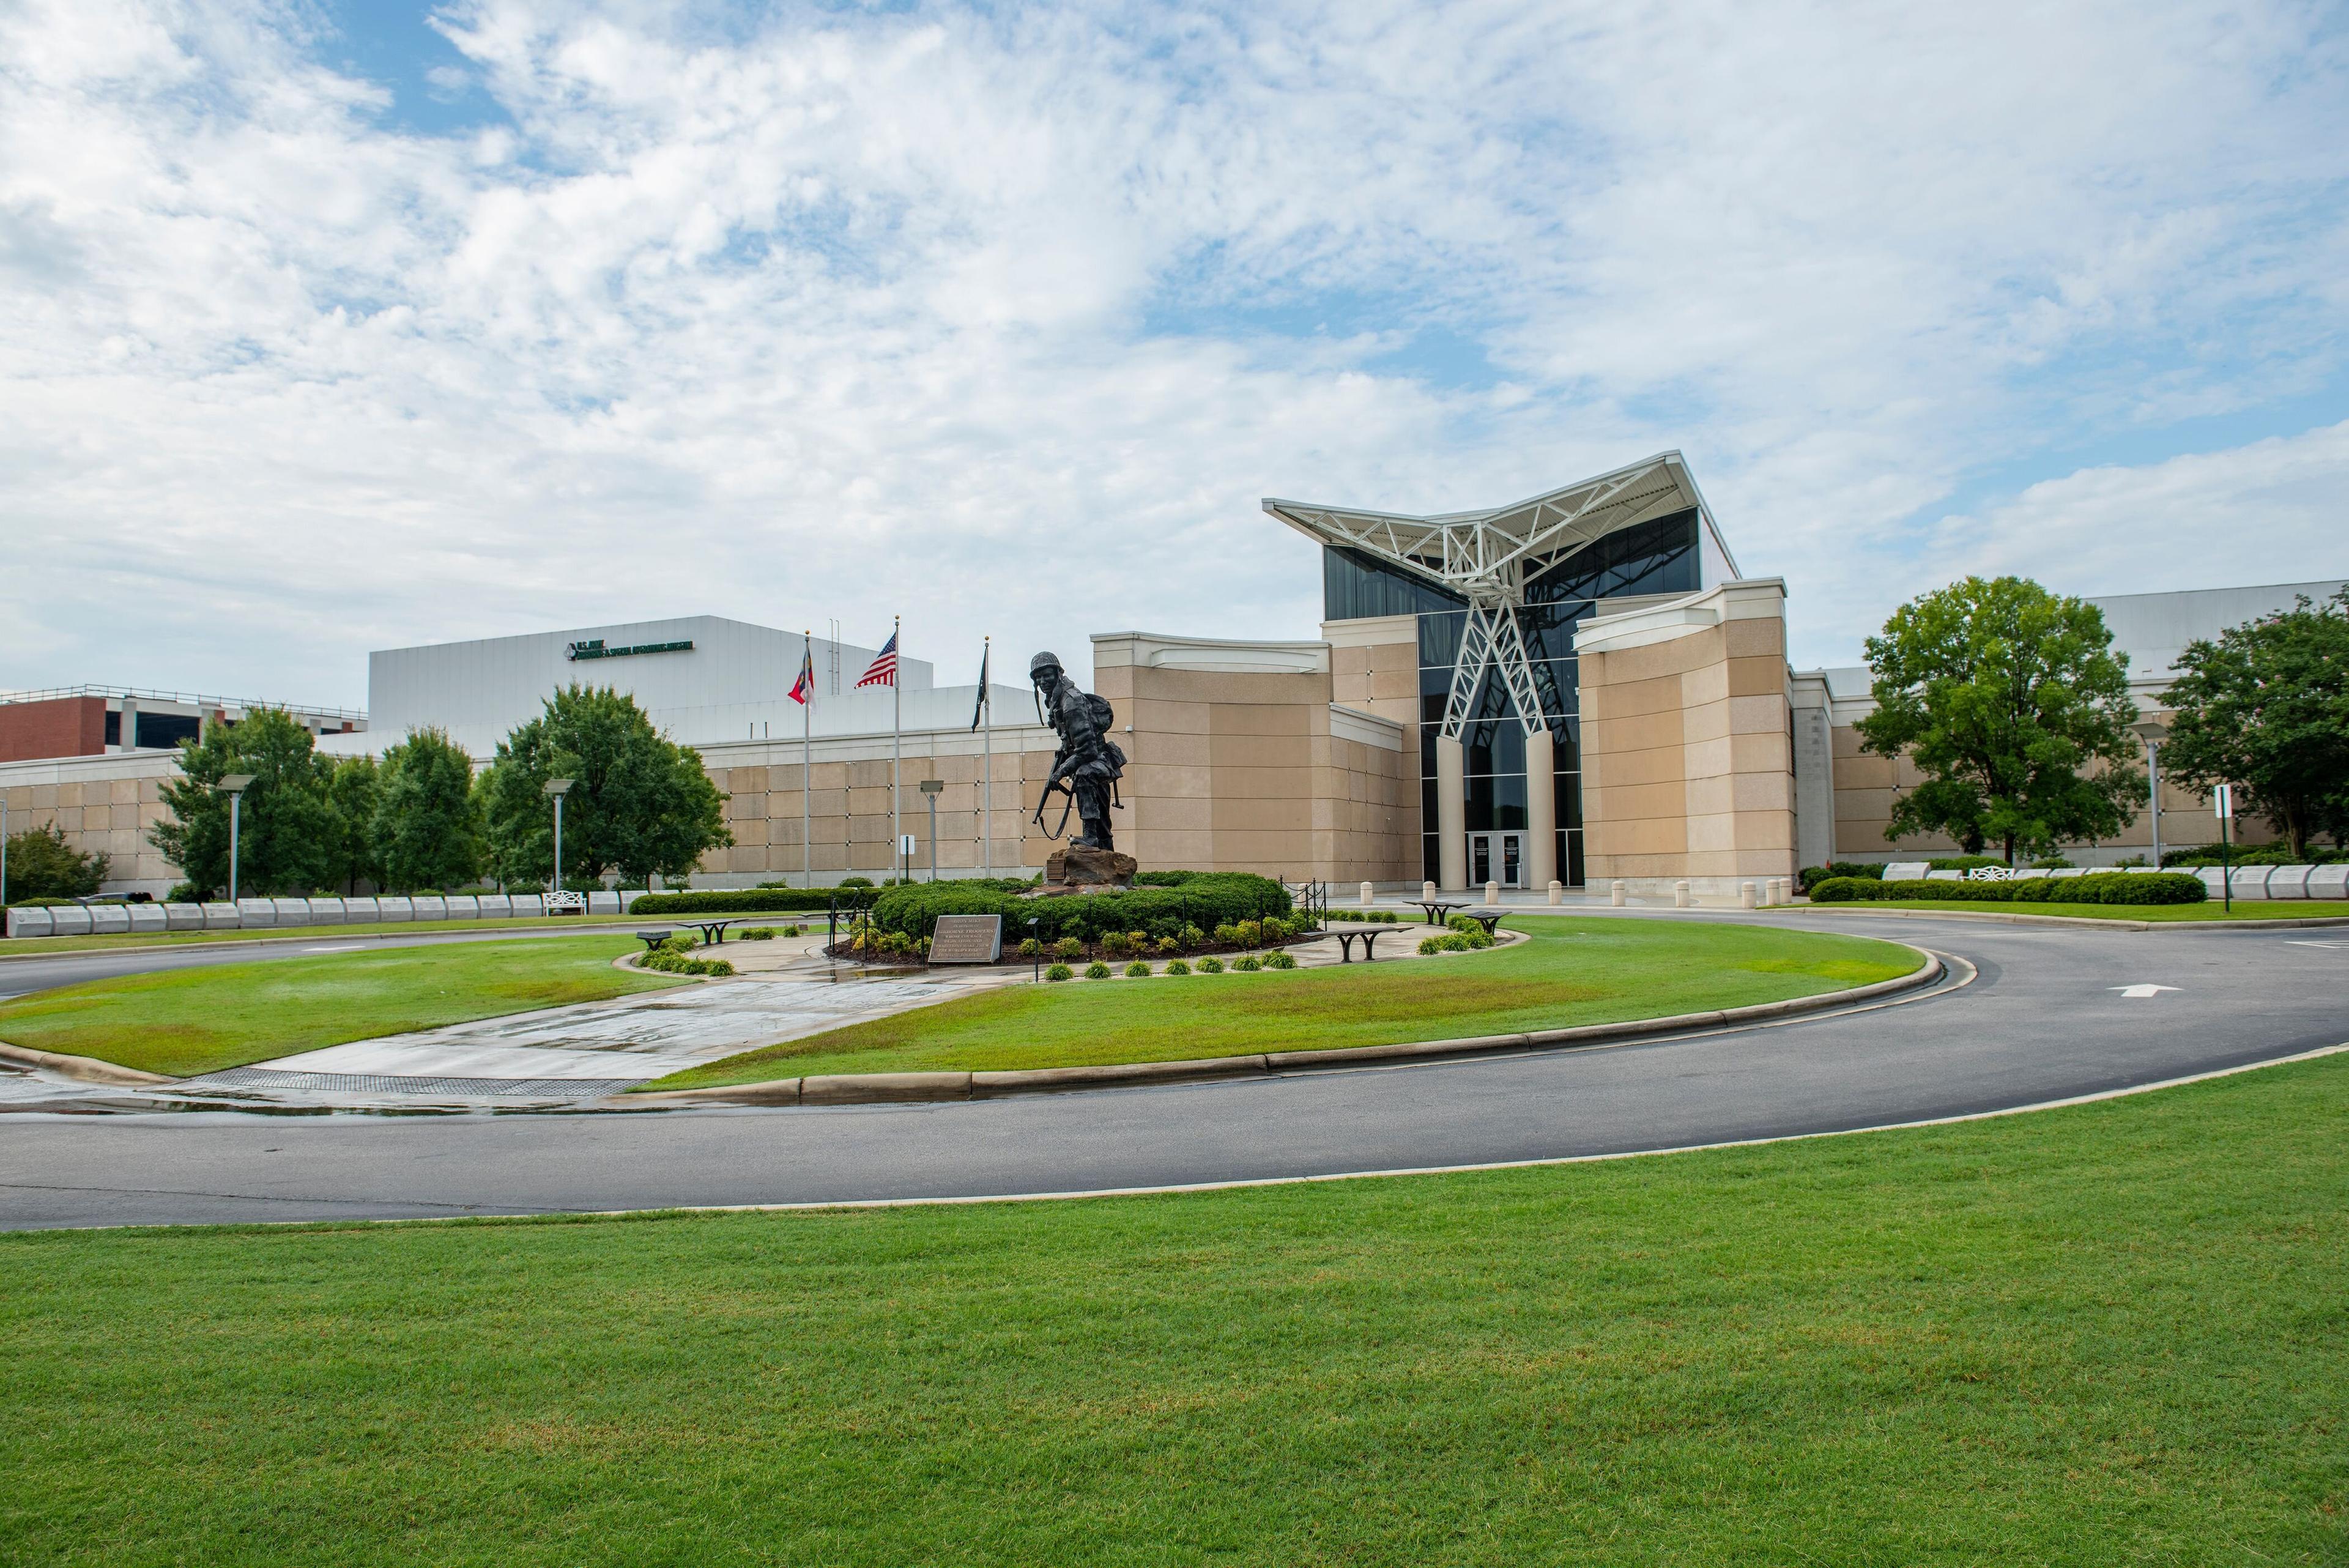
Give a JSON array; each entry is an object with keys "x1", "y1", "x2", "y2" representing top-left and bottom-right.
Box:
[
  {"x1": 1807, "y1": 898, "x2": 2349, "y2": 922},
  {"x1": 4, "y1": 1053, "x2": 2343, "y2": 1562},
  {"x1": 642, "y1": 916, "x2": 1926, "y2": 1090},
  {"x1": 0, "y1": 937, "x2": 684, "y2": 1079}
]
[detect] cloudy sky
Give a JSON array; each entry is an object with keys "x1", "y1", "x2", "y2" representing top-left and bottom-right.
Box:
[{"x1": 4, "y1": 0, "x2": 2345, "y2": 709}]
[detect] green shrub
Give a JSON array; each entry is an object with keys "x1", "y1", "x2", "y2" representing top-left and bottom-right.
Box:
[
  {"x1": 1100, "y1": 932, "x2": 1132, "y2": 958},
  {"x1": 1233, "y1": 954, "x2": 1261, "y2": 972},
  {"x1": 863, "y1": 874, "x2": 1291, "y2": 946},
  {"x1": 1807, "y1": 873, "x2": 2206, "y2": 906},
  {"x1": 1053, "y1": 936, "x2": 1085, "y2": 961},
  {"x1": 839, "y1": 876, "x2": 874, "y2": 888},
  {"x1": 738, "y1": 927, "x2": 776, "y2": 941},
  {"x1": 1126, "y1": 930, "x2": 1149, "y2": 951},
  {"x1": 1017, "y1": 937, "x2": 1040, "y2": 959},
  {"x1": 1165, "y1": 959, "x2": 1190, "y2": 976},
  {"x1": 1212, "y1": 923, "x2": 1240, "y2": 946},
  {"x1": 1181, "y1": 924, "x2": 1205, "y2": 948},
  {"x1": 1155, "y1": 935, "x2": 1179, "y2": 955},
  {"x1": 1264, "y1": 951, "x2": 1297, "y2": 970},
  {"x1": 1197, "y1": 956, "x2": 1224, "y2": 974},
  {"x1": 1444, "y1": 912, "x2": 1484, "y2": 935},
  {"x1": 1045, "y1": 963, "x2": 1074, "y2": 983},
  {"x1": 1928, "y1": 856, "x2": 2011, "y2": 872},
  {"x1": 2161, "y1": 842, "x2": 2347, "y2": 868},
  {"x1": 630, "y1": 888, "x2": 853, "y2": 916},
  {"x1": 1124, "y1": 961, "x2": 1151, "y2": 978},
  {"x1": 1417, "y1": 936, "x2": 1442, "y2": 955},
  {"x1": 1797, "y1": 862, "x2": 1887, "y2": 894},
  {"x1": 1084, "y1": 961, "x2": 1112, "y2": 979}
]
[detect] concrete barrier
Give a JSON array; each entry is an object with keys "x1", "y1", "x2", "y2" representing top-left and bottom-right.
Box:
[
  {"x1": 5, "y1": 907, "x2": 55, "y2": 938},
  {"x1": 588, "y1": 891, "x2": 622, "y2": 915},
  {"x1": 163, "y1": 902, "x2": 206, "y2": 931},
  {"x1": 2265, "y1": 866, "x2": 2314, "y2": 899},
  {"x1": 477, "y1": 894, "x2": 511, "y2": 918},
  {"x1": 127, "y1": 904, "x2": 168, "y2": 934},
  {"x1": 269, "y1": 898, "x2": 309, "y2": 926},
  {"x1": 48, "y1": 905, "x2": 94, "y2": 936},
  {"x1": 445, "y1": 895, "x2": 480, "y2": 918},
  {"x1": 87, "y1": 904, "x2": 132, "y2": 935},
  {"x1": 200, "y1": 902, "x2": 240, "y2": 929},
  {"x1": 1883, "y1": 861, "x2": 1930, "y2": 880},
  {"x1": 2229, "y1": 866, "x2": 2275, "y2": 900},
  {"x1": 510, "y1": 894, "x2": 544, "y2": 918},
  {"x1": 376, "y1": 897, "x2": 414, "y2": 922},
  {"x1": 2308, "y1": 865, "x2": 2349, "y2": 899},
  {"x1": 306, "y1": 897, "x2": 345, "y2": 924}
]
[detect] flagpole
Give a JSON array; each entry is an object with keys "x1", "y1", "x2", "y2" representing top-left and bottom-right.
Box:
[
  {"x1": 802, "y1": 630, "x2": 813, "y2": 890},
  {"x1": 982, "y1": 636, "x2": 992, "y2": 879},
  {"x1": 891, "y1": 614, "x2": 902, "y2": 885}
]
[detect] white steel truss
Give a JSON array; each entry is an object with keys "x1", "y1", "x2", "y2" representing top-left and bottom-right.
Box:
[
  {"x1": 1265, "y1": 450, "x2": 1725, "y2": 741},
  {"x1": 1442, "y1": 604, "x2": 1546, "y2": 740}
]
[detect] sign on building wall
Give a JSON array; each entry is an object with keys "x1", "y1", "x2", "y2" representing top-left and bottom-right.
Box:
[{"x1": 565, "y1": 639, "x2": 694, "y2": 662}]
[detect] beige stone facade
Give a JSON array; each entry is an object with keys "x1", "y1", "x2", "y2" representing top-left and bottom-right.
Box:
[
  {"x1": 1575, "y1": 581, "x2": 1798, "y2": 896},
  {"x1": 0, "y1": 752, "x2": 185, "y2": 891}
]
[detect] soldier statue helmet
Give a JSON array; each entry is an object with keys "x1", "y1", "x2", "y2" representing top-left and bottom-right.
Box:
[{"x1": 1030, "y1": 651, "x2": 1126, "y2": 852}]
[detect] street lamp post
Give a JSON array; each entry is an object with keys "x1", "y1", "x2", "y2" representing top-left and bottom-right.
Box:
[
  {"x1": 2129, "y1": 719, "x2": 2169, "y2": 867},
  {"x1": 919, "y1": 779, "x2": 944, "y2": 883},
  {"x1": 543, "y1": 778, "x2": 574, "y2": 895},
  {"x1": 217, "y1": 774, "x2": 256, "y2": 904}
]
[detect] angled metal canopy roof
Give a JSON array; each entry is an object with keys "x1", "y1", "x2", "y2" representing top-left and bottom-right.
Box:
[
  {"x1": 1262, "y1": 449, "x2": 1734, "y2": 611},
  {"x1": 1264, "y1": 451, "x2": 1736, "y2": 741}
]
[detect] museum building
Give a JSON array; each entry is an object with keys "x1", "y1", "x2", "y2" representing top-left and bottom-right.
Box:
[{"x1": 2, "y1": 451, "x2": 2335, "y2": 899}]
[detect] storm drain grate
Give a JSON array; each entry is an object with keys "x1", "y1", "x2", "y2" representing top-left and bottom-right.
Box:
[{"x1": 188, "y1": 1068, "x2": 645, "y2": 1099}]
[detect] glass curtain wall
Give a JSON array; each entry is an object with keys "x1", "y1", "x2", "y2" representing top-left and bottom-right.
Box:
[{"x1": 1324, "y1": 511, "x2": 1701, "y2": 886}]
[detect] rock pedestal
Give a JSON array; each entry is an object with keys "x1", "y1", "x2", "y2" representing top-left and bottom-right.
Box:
[{"x1": 1037, "y1": 845, "x2": 1138, "y2": 891}]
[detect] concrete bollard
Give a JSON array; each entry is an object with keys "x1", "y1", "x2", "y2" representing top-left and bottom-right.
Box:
[
  {"x1": 1673, "y1": 880, "x2": 1691, "y2": 908},
  {"x1": 1422, "y1": 881, "x2": 1436, "y2": 903},
  {"x1": 1611, "y1": 880, "x2": 1627, "y2": 907},
  {"x1": 1360, "y1": 881, "x2": 1375, "y2": 907},
  {"x1": 1484, "y1": 880, "x2": 1499, "y2": 906},
  {"x1": 1775, "y1": 877, "x2": 1792, "y2": 905},
  {"x1": 1740, "y1": 882, "x2": 1758, "y2": 908},
  {"x1": 1547, "y1": 879, "x2": 1563, "y2": 905}
]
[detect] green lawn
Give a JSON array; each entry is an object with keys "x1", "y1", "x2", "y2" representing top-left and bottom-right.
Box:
[
  {"x1": 4, "y1": 1055, "x2": 2343, "y2": 1564},
  {"x1": 649, "y1": 916, "x2": 1923, "y2": 1089},
  {"x1": 0, "y1": 912, "x2": 664, "y2": 959},
  {"x1": 0, "y1": 937, "x2": 683, "y2": 1077},
  {"x1": 1806, "y1": 898, "x2": 2349, "y2": 922}
]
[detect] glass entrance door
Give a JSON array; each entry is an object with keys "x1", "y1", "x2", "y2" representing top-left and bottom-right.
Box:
[{"x1": 1468, "y1": 831, "x2": 1526, "y2": 889}]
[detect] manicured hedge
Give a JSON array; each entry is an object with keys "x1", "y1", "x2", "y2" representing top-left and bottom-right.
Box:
[
  {"x1": 629, "y1": 888, "x2": 858, "y2": 915},
  {"x1": 1797, "y1": 862, "x2": 1887, "y2": 894},
  {"x1": 1808, "y1": 873, "x2": 2205, "y2": 906},
  {"x1": 866, "y1": 873, "x2": 1293, "y2": 944}
]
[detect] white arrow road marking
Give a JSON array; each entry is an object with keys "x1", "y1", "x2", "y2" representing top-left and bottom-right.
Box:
[{"x1": 2110, "y1": 984, "x2": 2181, "y2": 998}]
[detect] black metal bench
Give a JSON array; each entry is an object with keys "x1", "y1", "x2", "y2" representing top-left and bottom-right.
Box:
[
  {"x1": 634, "y1": 930, "x2": 673, "y2": 953},
  {"x1": 1410, "y1": 899, "x2": 1468, "y2": 926},
  {"x1": 1460, "y1": 910, "x2": 1505, "y2": 938},
  {"x1": 1331, "y1": 927, "x2": 1388, "y2": 964},
  {"x1": 687, "y1": 918, "x2": 738, "y2": 946}
]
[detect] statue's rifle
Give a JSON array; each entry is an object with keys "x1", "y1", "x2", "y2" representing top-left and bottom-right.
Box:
[{"x1": 1032, "y1": 775, "x2": 1078, "y2": 842}]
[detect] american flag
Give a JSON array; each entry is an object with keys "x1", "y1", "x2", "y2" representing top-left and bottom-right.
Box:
[{"x1": 855, "y1": 631, "x2": 898, "y2": 689}]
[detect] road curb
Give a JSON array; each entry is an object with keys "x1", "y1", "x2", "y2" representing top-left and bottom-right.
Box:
[
  {"x1": 0, "y1": 1039, "x2": 177, "y2": 1087},
  {"x1": 624, "y1": 950, "x2": 1946, "y2": 1107}
]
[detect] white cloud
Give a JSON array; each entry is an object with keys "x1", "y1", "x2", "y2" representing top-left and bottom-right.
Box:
[
  {"x1": 1926, "y1": 418, "x2": 2349, "y2": 601},
  {"x1": 0, "y1": 0, "x2": 2344, "y2": 708}
]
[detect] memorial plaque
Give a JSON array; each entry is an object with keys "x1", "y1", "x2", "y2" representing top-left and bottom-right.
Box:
[{"x1": 928, "y1": 913, "x2": 1004, "y2": 965}]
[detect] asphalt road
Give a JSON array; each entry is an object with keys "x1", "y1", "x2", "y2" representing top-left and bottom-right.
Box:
[{"x1": 2, "y1": 912, "x2": 2342, "y2": 1230}]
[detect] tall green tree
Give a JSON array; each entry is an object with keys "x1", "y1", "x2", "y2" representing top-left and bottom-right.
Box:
[
  {"x1": 2158, "y1": 589, "x2": 2349, "y2": 860},
  {"x1": 151, "y1": 708, "x2": 340, "y2": 897},
  {"x1": 477, "y1": 686, "x2": 731, "y2": 888},
  {"x1": 1857, "y1": 576, "x2": 2142, "y2": 863},
  {"x1": 324, "y1": 756, "x2": 384, "y2": 894},
  {"x1": 4, "y1": 822, "x2": 108, "y2": 901},
  {"x1": 373, "y1": 729, "x2": 482, "y2": 892}
]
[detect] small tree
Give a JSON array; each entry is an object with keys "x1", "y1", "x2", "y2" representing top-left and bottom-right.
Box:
[
  {"x1": 477, "y1": 686, "x2": 731, "y2": 888},
  {"x1": 2159, "y1": 589, "x2": 2349, "y2": 860},
  {"x1": 373, "y1": 728, "x2": 482, "y2": 892},
  {"x1": 1857, "y1": 576, "x2": 2142, "y2": 863},
  {"x1": 324, "y1": 756, "x2": 384, "y2": 894},
  {"x1": 4, "y1": 822, "x2": 108, "y2": 901},
  {"x1": 150, "y1": 708, "x2": 340, "y2": 897}
]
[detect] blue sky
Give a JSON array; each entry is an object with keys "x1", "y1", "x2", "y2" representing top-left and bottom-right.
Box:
[{"x1": 2, "y1": 0, "x2": 2345, "y2": 706}]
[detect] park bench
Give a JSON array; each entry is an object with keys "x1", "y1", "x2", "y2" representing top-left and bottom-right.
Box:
[
  {"x1": 1409, "y1": 898, "x2": 1468, "y2": 926},
  {"x1": 1330, "y1": 927, "x2": 1388, "y2": 964}
]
